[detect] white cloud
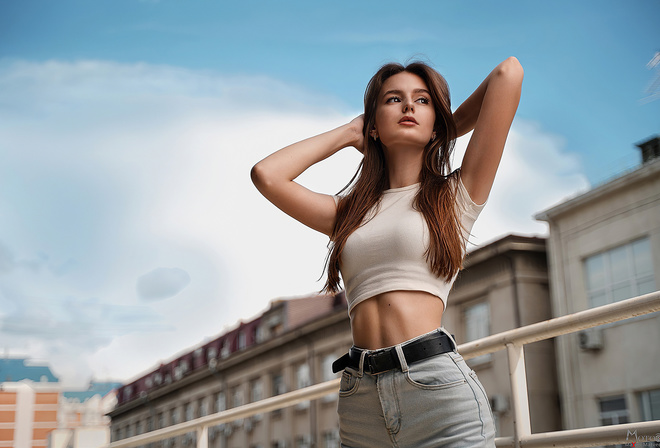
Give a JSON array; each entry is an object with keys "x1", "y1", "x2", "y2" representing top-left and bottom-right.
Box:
[{"x1": 0, "y1": 59, "x2": 587, "y2": 386}]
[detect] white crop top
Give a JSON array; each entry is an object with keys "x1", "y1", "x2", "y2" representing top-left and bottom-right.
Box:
[{"x1": 338, "y1": 176, "x2": 485, "y2": 316}]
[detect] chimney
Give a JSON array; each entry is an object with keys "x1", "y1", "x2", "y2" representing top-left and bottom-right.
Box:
[{"x1": 635, "y1": 135, "x2": 660, "y2": 164}]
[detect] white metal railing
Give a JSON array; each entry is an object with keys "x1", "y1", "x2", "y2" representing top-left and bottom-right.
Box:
[{"x1": 108, "y1": 290, "x2": 660, "y2": 448}]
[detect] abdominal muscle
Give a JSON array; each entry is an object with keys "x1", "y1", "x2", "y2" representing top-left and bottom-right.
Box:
[{"x1": 349, "y1": 290, "x2": 445, "y2": 349}]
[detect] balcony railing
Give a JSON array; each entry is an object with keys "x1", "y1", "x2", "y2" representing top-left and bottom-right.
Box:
[{"x1": 108, "y1": 290, "x2": 660, "y2": 448}]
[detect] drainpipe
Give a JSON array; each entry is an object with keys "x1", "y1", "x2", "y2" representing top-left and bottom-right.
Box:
[{"x1": 504, "y1": 253, "x2": 522, "y2": 329}]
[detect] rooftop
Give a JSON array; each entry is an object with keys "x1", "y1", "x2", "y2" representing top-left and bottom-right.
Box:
[{"x1": 0, "y1": 357, "x2": 59, "y2": 383}]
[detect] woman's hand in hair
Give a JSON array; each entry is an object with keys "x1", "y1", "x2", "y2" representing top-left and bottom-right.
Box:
[
  {"x1": 348, "y1": 114, "x2": 366, "y2": 153},
  {"x1": 251, "y1": 120, "x2": 360, "y2": 236}
]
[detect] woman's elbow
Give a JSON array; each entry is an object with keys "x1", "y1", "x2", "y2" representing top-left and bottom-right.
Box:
[
  {"x1": 250, "y1": 162, "x2": 270, "y2": 190},
  {"x1": 499, "y1": 57, "x2": 524, "y2": 82}
]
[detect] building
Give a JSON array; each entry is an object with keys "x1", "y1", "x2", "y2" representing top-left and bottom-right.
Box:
[
  {"x1": 535, "y1": 135, "x2": 660, "y2": 430},
  {"x1": 110, "y1": 233, "x2": 563, "y2": 445},
  {"x1": 49, "y1": 382, "x2": 121, "y2": 448},
  {"x1": 0, "y1": 358, "x2": 61, "y2": 448},
  {"x1": 109, "y1": 293, "x2": 352, "y2": 448},
  {"x1": 443, "y1": 234, "x2": 561, "y2": 437}
]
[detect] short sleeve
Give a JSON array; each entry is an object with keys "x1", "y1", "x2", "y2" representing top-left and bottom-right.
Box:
[{"x1": 456, "y1": 175, "x2": 486, "y2": 221}]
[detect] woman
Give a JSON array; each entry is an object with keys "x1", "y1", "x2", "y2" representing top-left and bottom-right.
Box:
[{"x1": 251, "y1": 56, "x2": 523, "y2": 447}]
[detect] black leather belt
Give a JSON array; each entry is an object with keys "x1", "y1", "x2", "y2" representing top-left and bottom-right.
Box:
[{"x1": 332, "y1": 332, "x2": 455, "y2": 374}]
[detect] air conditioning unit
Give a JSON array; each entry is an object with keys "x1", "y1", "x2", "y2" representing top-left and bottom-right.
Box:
[
  {"x1": 489, "y1": 394, "x2": 509, "y2": 413},
  {"x1": 578, "y1": 328, "x2": 604, "y2": 351}
]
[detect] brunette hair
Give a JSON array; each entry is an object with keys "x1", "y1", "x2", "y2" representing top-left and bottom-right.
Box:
[{"x1": 323, "y1": 61, "x2": 465, "y2": 293}]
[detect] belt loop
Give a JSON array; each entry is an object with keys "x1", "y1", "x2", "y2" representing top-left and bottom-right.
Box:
[
  {"x1": 440, "y1": 326, "x2": 458, "y2": 352},
  {"x1": 394, "y1": 344, "x2": 409, "y2": 373},
  {"x1": 357, "y1": 350, "x2": 367, "y2": 377}
]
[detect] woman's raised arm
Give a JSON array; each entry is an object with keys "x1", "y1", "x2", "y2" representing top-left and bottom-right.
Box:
[
  {"x1": 454, "y1": 57, "x2": 524, "y2": 205},
  {"x1": 250, "y1": 116, "x2": 364, "y2": 237}
]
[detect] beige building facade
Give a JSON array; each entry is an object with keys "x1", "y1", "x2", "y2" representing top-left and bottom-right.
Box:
[
  {"x1": 443, "y1": 234, "x2": 561, "y2": 437},
  {"x1": 535, "y1": 136, "x2": 660, "y2": 430}
]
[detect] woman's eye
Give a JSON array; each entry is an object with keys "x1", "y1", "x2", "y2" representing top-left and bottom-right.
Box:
[
  {"x1": 416, "y1": 97, "x2": 430, "y2": 104},
  {"x1": 386, "y1": 96, "x2": 401, "y2": 103}
]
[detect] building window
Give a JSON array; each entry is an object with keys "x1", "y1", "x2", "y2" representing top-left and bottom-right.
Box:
[
  {"x1": 464, "y1": 301, "x2": 491, "y2": 365},
  {"x1": 200, "y1": 398, "x2": 209, "y2": 417},
  {"x1": 295, "y1": 435, "x2": 311, "y2": 448},
  {"x1": 296, "y1": 363, "x2": 312, "y2": 410},
  {"x1": 272, "y1": 372, "x2": 286, "y2": 396},
  {"x1": 231, "y1": 387, "x2": 244, "y2": 408},
  {"x1": 256, "y1": 325, "x2": 267, "y2": 343},
  {"x1": 171, "y1": 407, "x2": 180, "y2": 425},
  {"x1": 221, "y1": 340, "x2": 230, "y2": 358},
  {"x1": 600, "y1": 395, "x2": 629, "y2": 425},
  {"x1": 185, "y1": 402, "x2": 195, "y2": 421},
  {"x1": 600, "y1": 396, "x2": 629, "y2": 448},
  {"x1": 323, "y1": 429, "x2": 340, "y2": 448},
  {"x1": 251, "y1": 379, "x2": 263, "y2": 403},
  {"x1": 250, "y1": 379, "x2": 264, "y2": 421},
  {"x1": 640, "y1": 389, "x2": 660, "y2": 421},
  {"x1": 216, "y1": 391, "x2": 226, "y2": 413},
  {"x1": 585, "y1": 238, "x2": 656, "y2": 308},
  {"x1": 321, "y1": 355, "x2": 337, "y2": 381},
  {"x1": 296, "y1": 363, "x2": 311, "y2": 389},
  {"x1": 238, "y1": 331, "x2": 246, "y2": 350}
]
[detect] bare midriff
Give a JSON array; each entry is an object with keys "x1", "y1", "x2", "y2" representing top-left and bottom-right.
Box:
[{"x1": 349, "y1": 290, "x2": 445, "y2": 349}]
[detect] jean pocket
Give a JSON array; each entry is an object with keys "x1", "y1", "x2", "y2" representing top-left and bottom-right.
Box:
[
  {"x1": 339, "y1": 367, "x2": 361, "y2": 397},
  {"x1": 405, "y1": 354, "x2": 467, "y2": 390}
]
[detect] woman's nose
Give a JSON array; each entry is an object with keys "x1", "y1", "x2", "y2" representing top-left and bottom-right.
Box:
[{"x1": 402, "y1": 100, "x2": 414, "y2": 113}]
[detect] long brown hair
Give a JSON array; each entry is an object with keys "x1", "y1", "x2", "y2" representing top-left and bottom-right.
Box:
[{"x1": 324, "y1": 61, "x2": 464, "y2": 293}]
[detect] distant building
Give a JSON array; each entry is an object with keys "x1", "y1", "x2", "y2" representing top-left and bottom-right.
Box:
[
  {"x1": 535, "y1": 135, "x2": 660, "y2": 430},
  {"x1": 0, "y1": 358, "x2": 61, "y2": 448},
  {"x1": 49, "y1": 382, "x2": 122, "y2": 448},
  {"x1": 443, "y1": 234, "x2": 561, "y2": 437},
  {"x1": 109, "y1": 293, "x2": 351, "y2": 448}
]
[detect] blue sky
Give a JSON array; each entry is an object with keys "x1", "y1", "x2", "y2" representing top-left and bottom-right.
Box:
[{"x1": 0, "y1": 1, "x2": 658, "y2": 385}]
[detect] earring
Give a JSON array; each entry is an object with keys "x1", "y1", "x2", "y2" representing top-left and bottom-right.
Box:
[{"x1": 431, "y1": 133, "x2": 436, "y2": 142}]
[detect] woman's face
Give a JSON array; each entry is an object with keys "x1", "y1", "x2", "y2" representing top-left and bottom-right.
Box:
[{"x1": 373, "y1": 71, "x2": 436, "y2": 152}]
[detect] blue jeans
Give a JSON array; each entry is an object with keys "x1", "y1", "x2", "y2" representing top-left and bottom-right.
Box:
[{"x1": 337, "y1": 328, "x2": 496, "y2": 447}]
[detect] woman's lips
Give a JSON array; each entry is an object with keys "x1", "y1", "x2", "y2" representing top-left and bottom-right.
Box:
[{"x1": 398, "y1": 116, "x2": 418, "y2": 125}]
